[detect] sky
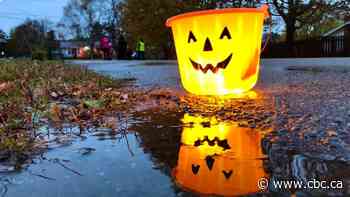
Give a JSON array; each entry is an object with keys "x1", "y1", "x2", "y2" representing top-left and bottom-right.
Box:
[{"x1": 0, "y1": 0, "x2": 69, "y2": 34}]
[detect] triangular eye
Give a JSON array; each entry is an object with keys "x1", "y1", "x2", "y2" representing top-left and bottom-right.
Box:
[
  {"x1": 188, "y1": 31, "x2": 197, "y2": 43},
  {"x1": 220, "y1": 27, "x2": 231, "y2": 39}
]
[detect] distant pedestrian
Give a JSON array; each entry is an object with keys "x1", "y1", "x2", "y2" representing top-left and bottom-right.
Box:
[
  {"x1": 117, "y1": 35, "x2": 127, "y2": 59},
  {"x1": 136, "y1": 38, "x2": 145, "y2": 60},
  {"x1": 100, "y1": 36, "x2": 112, "y2": 60}
]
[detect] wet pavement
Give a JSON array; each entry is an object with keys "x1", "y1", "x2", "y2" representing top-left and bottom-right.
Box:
[{"x1": 2, "y1": 59, "x2": 350, "y2": 197}]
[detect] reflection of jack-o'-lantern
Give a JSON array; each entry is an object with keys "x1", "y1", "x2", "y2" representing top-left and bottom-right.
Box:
[
  {"x1": 166, "y1": 5, "x2": 269, "y2": 95},
  {"x1": 173, "y1": 114, "x2": 268, "y2": 196},
  {"x1": 180, "y1": 114, "x2": 266, "y2": 158},
  {"x1": 174, "y1": 146, "x2": 267, "y2": 196}
]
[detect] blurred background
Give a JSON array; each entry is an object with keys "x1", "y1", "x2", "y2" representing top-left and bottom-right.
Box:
[{"x1": 0, "y1": 0, "x2": 350, "y2": 60}]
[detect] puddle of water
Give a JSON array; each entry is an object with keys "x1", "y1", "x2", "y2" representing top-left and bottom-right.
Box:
[
  {"x1": 172, "y1": 113, "x2": 268, "y2": 196},
  {"x1": 2, "y1": 133, "x2": 177, "y2": 197},
  {"x1": 2, "y1": 61, "x2": 350, "y2": 196},
  {"x1": 2, "y1": 104, "x2": 350, "y2": 197}
]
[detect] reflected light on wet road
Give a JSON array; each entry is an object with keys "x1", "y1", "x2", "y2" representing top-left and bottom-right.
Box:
[{"x1": 172, "y1": 113, "x2": 270, "y2": 196}]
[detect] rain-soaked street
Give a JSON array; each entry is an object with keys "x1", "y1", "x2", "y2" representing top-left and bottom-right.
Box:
[{"x1": 2, "y1": 58, "x2": 350, "y2": 196}]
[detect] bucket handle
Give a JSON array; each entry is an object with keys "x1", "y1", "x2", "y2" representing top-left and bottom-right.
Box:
[{"x1": 260, "y1": 4, "x2": 271, "y2": 54}]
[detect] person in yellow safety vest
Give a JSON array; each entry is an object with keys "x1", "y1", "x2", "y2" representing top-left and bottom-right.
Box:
[{"x1": 136, "y1": 38, "x2": 145, "y2": 60}]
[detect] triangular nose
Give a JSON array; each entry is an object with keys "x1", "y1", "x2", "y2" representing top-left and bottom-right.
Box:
[
  {"x1": 205, "y1": 156, "x2": 215, "y2": 170},
  {"x1": 203, "y1": 38, "x2": 213, "y2": 51}
]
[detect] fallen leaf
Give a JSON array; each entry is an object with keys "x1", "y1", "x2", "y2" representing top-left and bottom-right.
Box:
[{"x1": 84, "y1": 100, "x2": 104, "y2": 108}]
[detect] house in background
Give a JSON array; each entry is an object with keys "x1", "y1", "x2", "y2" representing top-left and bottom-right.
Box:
[
  {"x1": 59, "y1": 40, "x2": 89, "y2": 59},
  {"x1": 322, "y1": 22, "x2": 350, "y2": 56},
  {"x1": 323, "y1": 22, "x2": 350, "y2": 37}
]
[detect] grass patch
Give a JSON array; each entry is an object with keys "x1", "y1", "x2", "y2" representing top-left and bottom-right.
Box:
[{"x1": 0, "y1": 59, "x2": 135, "y2": 167}]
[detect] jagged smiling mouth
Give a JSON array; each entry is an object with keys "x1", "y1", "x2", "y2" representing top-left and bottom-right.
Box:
[
  {"x1": 189, "y1": 53, "x2": 233, "y2": 74},
  {"x1": 193, "y1": 136, "x2": 231, "y2": 151}
]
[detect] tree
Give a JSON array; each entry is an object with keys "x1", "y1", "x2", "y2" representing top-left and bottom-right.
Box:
[
  {"x1": 197, "y1": 0, "x2": 260, "y2": 8},
  {"x1": 7, "y1": 19, "x2": 50, "y2": 57},
  {"x1": 120, "y1": 0, "x2": 183, "y2": 58},
  {"x1": 62, "y1": 0, "x2": 100, "y2": 39},
  {"x1": 63, "y1": 0, "x2": 110, "y2": 58},
  {"x1": 119, "y1": 0, "x2": 268, "y2": 58},
  {"x1": 296, "y1": 14, "x2": 342, "y2": 39},
  {"x1": 267, "y1": 0, "x2": 349, "y2": 54},
  {"x1": 103, "y1": 0, "x2": 123, "y2": 54},
  {"x1": 5, "y1": 19, "x2": 55, "y2": 58},
  {"x1": 333, "y1": 0, "x2": 350, "y2": 20},
  {"x1": 62, "y1": 0, "x2": 89, "y2": 39}
]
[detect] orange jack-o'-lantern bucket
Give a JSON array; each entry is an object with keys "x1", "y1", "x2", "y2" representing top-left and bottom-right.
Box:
[{"x1": 166, "y1": 5, "x2": 270, "y2": 95}]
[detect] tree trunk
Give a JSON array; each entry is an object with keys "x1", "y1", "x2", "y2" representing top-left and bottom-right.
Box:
[{"x1": 286, "y1": 21, "x2": 296, "y2": 57}]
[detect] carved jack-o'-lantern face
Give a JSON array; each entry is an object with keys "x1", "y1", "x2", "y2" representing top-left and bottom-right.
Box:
[
  {"x1": 173, "y1": 114, "x2": 268, "y2": 196},
  {"x1": 166, "y1": 6, "x2": 269, "y2": 95},
  {"x1": 188, "y1": 27, "x2": 234, "y2": 74},
  {"x1": 180, "y1": 114, "x2": 266, "y2": 158}
]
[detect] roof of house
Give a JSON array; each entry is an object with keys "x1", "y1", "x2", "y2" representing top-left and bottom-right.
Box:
[
  {"x1": 59, "y1": 41, "x2": 87, "y2": 49},
  {"x1": 0, "y1": 38, "x2": 7, "y2": 43},
  {"x1": 322, "y1": 22, "x2": 350, "y2": 37}
]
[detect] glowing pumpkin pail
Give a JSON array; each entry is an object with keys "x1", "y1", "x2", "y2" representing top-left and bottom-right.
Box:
[{"x1": 166, "y1": 5, "x2": 270, "y2": 95}]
